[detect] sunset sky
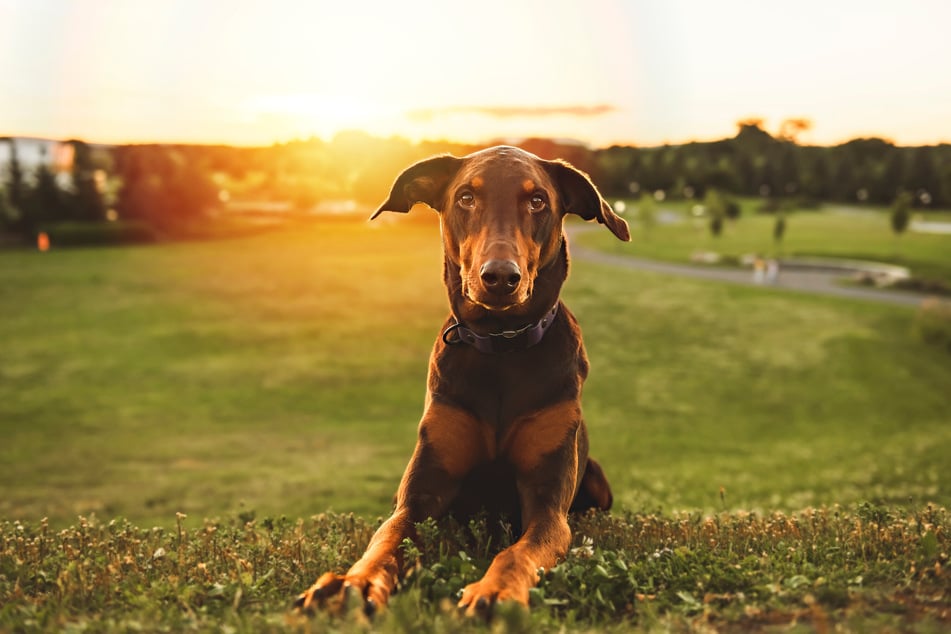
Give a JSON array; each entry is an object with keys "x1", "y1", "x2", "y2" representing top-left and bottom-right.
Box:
[{"x1": 2, "y1": 0, "x2": 950, "y2": 148}]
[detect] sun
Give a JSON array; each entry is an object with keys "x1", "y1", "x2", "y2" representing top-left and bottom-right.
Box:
[{"x1": 241, "y1": 93, "x2": 400, "y2": 141}]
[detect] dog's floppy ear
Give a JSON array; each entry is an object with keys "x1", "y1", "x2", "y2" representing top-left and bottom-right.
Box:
[
  {"x1": 545, "y1": 160, "x2": 631, "y2": 241},
  {"x1": 370, "y1": 155, "x2": 463, "y2": 219}
]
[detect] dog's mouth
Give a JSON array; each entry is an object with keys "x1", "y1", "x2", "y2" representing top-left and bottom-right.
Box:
[
  {"x1": 461, "y1": 271, "x2": 533, "y2": 313},
  {"x1": 466, "y1": 294, "x2": 523, "y2": 312}
]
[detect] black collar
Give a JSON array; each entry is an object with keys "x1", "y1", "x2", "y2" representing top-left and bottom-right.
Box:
[{"x1": 441, "y1": 304, "x2": 559, "y2": 354}]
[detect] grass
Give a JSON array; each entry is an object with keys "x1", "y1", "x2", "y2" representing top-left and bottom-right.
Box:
[
  {"x1": 1, "y1": 507, "x2": 948, "y2": 631},
  {"x1": 1, "y1": 225, "x2": 441, "y2": 525},
  {"x1": 586, "y1": 199, "x2": 951, "y2": 283},
  {"x1": 1, "y1": 216, "x2": 950, "y2": 630}
]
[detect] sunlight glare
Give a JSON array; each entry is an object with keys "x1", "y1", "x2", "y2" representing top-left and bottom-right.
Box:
[
  {"x1": 5, "y1": 0, "x2": 950, "y2": 145},
  {"x1": 242, "y1": 94, "x2": 396, "y2": 139}
]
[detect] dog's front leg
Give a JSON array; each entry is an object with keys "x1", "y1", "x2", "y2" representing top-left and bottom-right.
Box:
[
  {"x1": 458, "y1": 410, "x2": 583, "y2": 616},
  {"x1": 296, "y1": 401, "x2": 487, "y2": 615}
]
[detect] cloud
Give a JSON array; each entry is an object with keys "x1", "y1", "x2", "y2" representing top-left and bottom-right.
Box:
[{"x1": 407, "y1": 104, "x2": 618, "y2": 122}]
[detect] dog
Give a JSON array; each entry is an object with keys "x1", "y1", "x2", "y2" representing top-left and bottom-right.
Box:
[{"x1": 295, "y1": 145, "x2": 630, "y2": 617}]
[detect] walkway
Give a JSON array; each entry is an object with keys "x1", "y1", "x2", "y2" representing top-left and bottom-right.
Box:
[{"x1": 568, "y1": 228, "x2": 933, "y2": 308}]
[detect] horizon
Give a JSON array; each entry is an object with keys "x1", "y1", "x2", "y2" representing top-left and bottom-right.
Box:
[
  {"x1": 3, "y1": 0, "x2": 951, "y2": 148},
  {"x1": 4, "y1": 123, "x2": 949, "y2": 152}
]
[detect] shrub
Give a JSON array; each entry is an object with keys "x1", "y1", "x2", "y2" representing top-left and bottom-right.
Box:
[
  {"x1": 893, "y1": 277, "x2": 951, "y2": 296},
  {"x1": 891, "y1": 191, "x2": 913, "y2": 237},
  {"x1": 912, "y1": 298, "x2": 951, "y2": 353},
  {"x1": 756, "y1": 198, "x2": 782, "y2": 214},
  {"x1": 773, "y1": 213, "x2": 787, "y2": 244},
  {"x1": 724, "y1": 199, "x2": 741, "y2": 220},
  {"x1": 795, "y1": 196, "x2": 823, "y2": 210},
  {"x1": 37, "y1": 221, "x2": 155, "y2": 247}
]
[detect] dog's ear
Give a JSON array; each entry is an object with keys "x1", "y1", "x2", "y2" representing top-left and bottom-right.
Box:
[
  {"x1": 370, "y1": 155, "x2": 463, "y2": 219},
  {"x1": 545, "y1": 160, "x2": 631, "y2": 241}
]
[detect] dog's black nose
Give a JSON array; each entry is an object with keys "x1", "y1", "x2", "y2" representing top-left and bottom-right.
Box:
[{"x1": 480, "y1": 259, "x2": 521, "y2": 295}]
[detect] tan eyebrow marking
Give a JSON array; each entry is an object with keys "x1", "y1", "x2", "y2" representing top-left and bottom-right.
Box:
[
  {"x1": 522, "y1": 179, "x2": 536, "y2": 193},
  {"x1": 470, "y1": 176, "x2": 484, "y2": 189}
]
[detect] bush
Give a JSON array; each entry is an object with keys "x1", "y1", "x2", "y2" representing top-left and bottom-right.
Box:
[
  {"x1": 893, "y1": 277, "x2": 951, "y2": 296},
  {"x1": 756, "y1": 198, "x2": 782, "y2": 214},
  {"x1": 724, "y1": 199, "x2": 741, "y2": 220},
  {"x1": 912, "y1": 299, "x2": 951, "y2": 353},
  {"x1": 891, "y1": 191, "x2": 913, "y2": 237},
  {"x1": 795, "y1": 196, "x2": 823, "y2": 210},
  {"x1": 37, "y1": 221, "x2": 155, "y2": 247}
]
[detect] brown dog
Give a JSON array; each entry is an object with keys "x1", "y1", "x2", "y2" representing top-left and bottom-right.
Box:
[{"x1": 295, "y1": 145, "x2": 630, "y2": 617}]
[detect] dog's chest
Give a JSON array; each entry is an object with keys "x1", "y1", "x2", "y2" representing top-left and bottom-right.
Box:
[{"x1": 430, "y1": 342, "x2": 582, "y2": 430}]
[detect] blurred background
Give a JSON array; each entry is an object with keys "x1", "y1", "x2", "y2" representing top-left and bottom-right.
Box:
[{"x1": 1, "y1": 1, "x2": 949, "y2": 528}]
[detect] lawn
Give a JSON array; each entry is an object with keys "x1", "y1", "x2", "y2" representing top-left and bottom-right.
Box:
[{"x1": 1, "y1": 217, "x2": 949, "y2": 631}]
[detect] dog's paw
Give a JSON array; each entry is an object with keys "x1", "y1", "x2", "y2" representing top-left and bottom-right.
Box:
[
  {"x1": 293, "y1": 571, "x2": 386, "y2": 618},
  {"x1": 457, "y1": 578, "x2": 529, "y2": 618}
]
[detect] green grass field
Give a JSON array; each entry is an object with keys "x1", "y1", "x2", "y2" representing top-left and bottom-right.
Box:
[{"x1": 1, "y1": 217, "x2": 949, "y2": 631}]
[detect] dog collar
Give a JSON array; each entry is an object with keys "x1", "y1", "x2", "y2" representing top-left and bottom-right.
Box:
[{"x1": 442, "y1": 304, "x2": 559, "y2": 354}]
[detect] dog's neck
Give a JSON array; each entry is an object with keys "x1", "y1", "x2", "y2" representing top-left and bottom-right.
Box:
[{"x1": 443, "y1": 235, "x2": 569, "y2": 338}]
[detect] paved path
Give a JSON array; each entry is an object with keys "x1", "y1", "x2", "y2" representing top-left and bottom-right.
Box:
[{"x1": 568, "y1": 228, "x2": 932, "y2": 308}]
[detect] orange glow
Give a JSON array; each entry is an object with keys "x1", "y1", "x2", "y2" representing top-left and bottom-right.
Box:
[{"x1": 2, "y1": 1, "x2": 950, "y2": 147}]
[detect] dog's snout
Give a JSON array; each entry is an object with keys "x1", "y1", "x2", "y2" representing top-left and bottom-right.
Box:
[{"x1": 480, "y1": 259, "x2": 522, "y2": 295}]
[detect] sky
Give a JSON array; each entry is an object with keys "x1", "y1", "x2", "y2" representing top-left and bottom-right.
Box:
[{"x1": 1, "y1": 0, "x2": 950, "y2": 148}]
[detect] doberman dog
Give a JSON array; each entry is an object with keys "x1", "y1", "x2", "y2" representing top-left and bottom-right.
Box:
[{"x1": 295, "y1": 145, "x2": 630, "y2": 617}]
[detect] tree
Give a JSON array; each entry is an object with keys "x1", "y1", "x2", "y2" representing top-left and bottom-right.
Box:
[
  {"x1": 1, "y1": 137, "x2": 29, "y2": 236},
  {"x1": 637, "y1": 193, "x2": 656, "y2": 238},
  {"x1": 773, "y1": 212, "x2": 787, "y2": 252},
  {"x1": 704, "y1": 189, "x2": 726, "y2": 238},
  {"x1": 67, "y1": 140, "x2": 107, "y2": 222},
  {"x1": 732, "y1": 120, "x2": 778, "y2": 196},
  {"x1": 778, "y1": 118, "x2": 813, "y2": 144},
  {"x1": 904, "y1": 147, "x2": 940, "y2": 207},
  {"x1": 23, "y1": 149, "x2": 66, "y2": 230},
  {"x1": 594, "y1": 146, "x2": 641, "y2": 197},
  {"x1": 724, "y1": 198, "x2": 741, "y2": 221},
  {"x1": 0, "y1": 187, "x2": 14, "y2": 231},
  {"x1": 890, "y1": 191, "x2": 912, "y2": 238},
  {"x1": 115, "y1": 145, "x2": 220, "y2": 235}
]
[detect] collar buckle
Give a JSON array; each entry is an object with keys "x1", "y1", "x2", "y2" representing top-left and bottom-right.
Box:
[{"x1": 442, "y1": 303, "x2": 559, "y2": 354}]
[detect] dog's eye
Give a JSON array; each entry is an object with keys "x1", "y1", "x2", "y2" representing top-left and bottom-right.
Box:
[
  {"x1": 457, "y1": 192, "x2": 475, "y2": 209},
  {"x1": 528, "y1": 194, "x2": 547, "y2": 212}
]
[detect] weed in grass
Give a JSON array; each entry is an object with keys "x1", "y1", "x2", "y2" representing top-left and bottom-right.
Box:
[{"x1": 2, "y1": 505, "x2": 947, "y2": 632}]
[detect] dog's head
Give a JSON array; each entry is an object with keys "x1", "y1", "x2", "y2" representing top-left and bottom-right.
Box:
[{"x1": 372, "y1": 146, "x2": 629, "y2": 312}]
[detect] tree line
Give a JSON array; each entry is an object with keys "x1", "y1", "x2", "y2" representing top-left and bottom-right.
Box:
[
  {"x1": 0, "y1": 139, "x2": 111, "y2": 238},
  {"x1": 2, "y1": 121, "x2": 949, "y2": 243},
  {"x1": 592, "y1": 121, "x2": 950, "y2": 208}
]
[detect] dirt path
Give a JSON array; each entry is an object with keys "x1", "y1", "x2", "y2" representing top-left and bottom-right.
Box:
[{"x1": 568, "y1": 229, "x2": 931, "y2": 308}]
